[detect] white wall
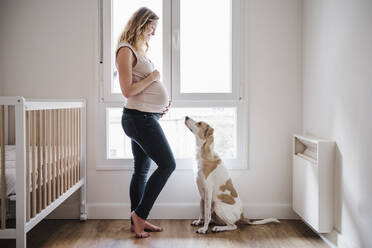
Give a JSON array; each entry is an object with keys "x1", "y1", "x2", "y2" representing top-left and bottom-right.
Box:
[
  {"x1": 303, "y1": 0, "x2": 372, "y2": 247},
  {"x1": 0, "y1": 0, "x2": 302, "y2": 220},
  {"x1": 0, "y1": 0, "x2": 98, "y2": 217}
]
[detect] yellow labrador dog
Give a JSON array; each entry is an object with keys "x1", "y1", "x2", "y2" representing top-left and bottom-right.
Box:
[{"x1": 185, "y1": 116, "x2": 279, "y2": 234}]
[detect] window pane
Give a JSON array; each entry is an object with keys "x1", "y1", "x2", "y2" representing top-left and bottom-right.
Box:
[
  {"x1": 180, "y1": 0, "x2": 231, "y2": 93},
  {"x1": 107, "y1": 107, "x2": 236, "y2": 159},
  {"x1": 107, "y1": 108, "x2": 132, "y2": 159},
  {"x1": 112, "y1": 0, "x2": 163, "y2": 94},
  {"x1": 160, "y1": 108, "x2": 237, "y2": 158}
]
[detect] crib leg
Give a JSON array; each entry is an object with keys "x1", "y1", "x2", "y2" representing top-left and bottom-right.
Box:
[
  {"x1": 79, "y1": 103, "x2": 87, "y2": 222},
  {"x1": 80, "y1": 181, "x2": 87, "y2": 221},
  {"x1": 16, "y1": 99, "x2": 27, "y2": 247}
]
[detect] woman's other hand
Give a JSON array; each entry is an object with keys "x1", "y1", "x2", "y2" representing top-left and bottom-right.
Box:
[
  {"x1": 150, "y1": 69, "x2": 160, "y2": 82},
  {"x1": 161, "y1": 100, "x2": 172, "y2": 117}
]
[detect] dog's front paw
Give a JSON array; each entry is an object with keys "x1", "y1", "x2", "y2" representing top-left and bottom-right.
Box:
[
  {"x1": 196, "y1": 227, "x2": 208, "y2": 234},
  {"x1": 191, "y1": 219, "x2": 203, "y2": 226},
  {"x1": 212, "y1": 226, "x2": 224, "y2": 233}
]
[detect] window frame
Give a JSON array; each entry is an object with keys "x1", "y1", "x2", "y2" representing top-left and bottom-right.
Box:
[
  {"x1": 171, "y1": 0, "x2": 243, "y2": 101},
  {"x1": 97, "y1": 0, "x2": 248, "y2": 170}
]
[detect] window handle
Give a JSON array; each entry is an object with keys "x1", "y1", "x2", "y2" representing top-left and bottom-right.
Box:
[
  {"x1": 98, "y1": 0, "x2": 103, "y2": 64},
  {"x1": 172, "y1": 29, "x2": 180, "y2": 50}
]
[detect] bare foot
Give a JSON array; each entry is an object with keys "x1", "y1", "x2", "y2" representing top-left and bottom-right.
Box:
[
  {"x1": 144, "y1": 221, "x2": 164, "y2": 232},
  {"x1": 131, "y1": 212, "x2": 150, "y2": 238},
  {"x1": 131, "y1": 221, "x2": 163, "y2": 232}
]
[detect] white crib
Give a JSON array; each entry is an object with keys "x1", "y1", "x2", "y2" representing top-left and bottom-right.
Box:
[{"x1": 0, "y1": 96, "x2": 87, "y2": 248}]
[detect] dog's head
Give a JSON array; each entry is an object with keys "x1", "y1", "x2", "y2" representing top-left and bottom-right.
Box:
[{"x1": 184, "y1": 116, "x2": 214, "y2": 143}]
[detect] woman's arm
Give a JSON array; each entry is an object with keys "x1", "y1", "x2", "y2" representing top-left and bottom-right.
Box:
[{"x1": 116, "y1": 47, "x2": 159, "y2": 98}]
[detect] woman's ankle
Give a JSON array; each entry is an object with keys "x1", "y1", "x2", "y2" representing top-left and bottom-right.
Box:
[{"x1": 131, "y1": 212, "x2": 146, "y2": 226}]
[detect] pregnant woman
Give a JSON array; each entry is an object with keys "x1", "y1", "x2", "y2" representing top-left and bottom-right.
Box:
[{"x1": 115, "y1": 7, "x2": 176, "y2": 238}]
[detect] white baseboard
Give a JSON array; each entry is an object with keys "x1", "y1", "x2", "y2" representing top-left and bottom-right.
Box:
[
  {"x1": 319, "y1": 230, "x2": 361, "y2": 248},
  {"x1": 319, "y1": 231, "x2": 338, "y2": 248},
  {"x1": 43, "y1": 202, "x2": 363, "y2": 248},
  {"x1": 87, "y1": 202, "x2": 298, "y2": 220}
]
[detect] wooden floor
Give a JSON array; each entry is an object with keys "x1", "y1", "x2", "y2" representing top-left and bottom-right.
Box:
[{"x1": 0, "y1": 219, "x2": 327, "y2": 248}]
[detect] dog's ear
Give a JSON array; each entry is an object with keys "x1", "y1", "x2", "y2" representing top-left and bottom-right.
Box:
[{"x1": 204, "y1": 125, "x2": 214, "y2": 138}]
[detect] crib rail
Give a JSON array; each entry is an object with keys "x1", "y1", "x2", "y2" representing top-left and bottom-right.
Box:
[{"x1": 0, "y1": 97, "x2": 85, "y2": 233}]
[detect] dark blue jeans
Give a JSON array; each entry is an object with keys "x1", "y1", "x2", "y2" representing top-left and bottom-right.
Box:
[{"x1": 121, "y1": 108, "x2": 176, "y2": 220}]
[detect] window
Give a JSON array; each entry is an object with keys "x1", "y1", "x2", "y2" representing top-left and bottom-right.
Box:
[
  {"x1": 108, "y1": 106, "x2": 237, "y2": 159},
  {"x1": 180, "y1": 0, "x2": 231, "y2": 94},
  {"x1": 111, "y1": 0, "x2": 163, "y2": 95},
  {"x1": 98, "y1": 0, "x2": 247, "y2": 170}
]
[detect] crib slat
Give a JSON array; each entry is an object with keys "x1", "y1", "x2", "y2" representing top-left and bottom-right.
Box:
[
  {"x1": 59, "y1": 110, "x2": 62, "y2": 196},
  {"x1": 70, "y1": 109, "x2": 73, "y2": 187},
  {"x1": 56, "y1": 109, "x2": 61, "y2": 198},
  {"x1": 31, "y1": 111, "x2": 36, "y2": 217},
  {"x1": 36, "y1": 110, "x2": 42, "y2": 213},
  {"x1": 47, "y1": 110, "x2": 51, "y2": 206},
  {"x1": 67, "y1": 109, "x2": 71, "y2": 190},
  {"x1": 61, "y1": 109, "x2": 64, "y2": 194},
  {"x1": 68, "y1": 109, "x2": 72, "y2": 187},
  {"x1": 1, "y1": 106, "x2": 6, "y2": 229},
  {"x1": 70, "y1": 109, "x2": 74, "y2": 186},
  {"x1": 65, "y1": 109, "x2": 68, "y2": 191},
  {"x1": 73, "y1": 108, "x2": 77, "y2": 184},
  {"x1": 63, "y1": 109, "x2": 66, "y2": 193},
  {"x1": 70, "y1": 109, "x2": 75, "y2": 187},
  {"x1": 65, "y1": 109, "x2": 68, "y2": 192},
  {"x1": 78, "y1": 109, "x2": 81, "y2": 180},
  {"x1": 76, "y1": 108, "x2": 79, "y2": 182},
  {"x1": 67, "y1": 109, "x2": 70, "y2": 190},
  {"x1": 42, "y1": 110, "x2": 47, "y2": 209},
  {"x1": 76, "y1": 108, "x2": 79, "y2": 181},
  {"x1": 72, "y1": 109, "x2": 75, "y2": 185},
  {"x1": 61, "y1": 109, "x2": 64, "y2": 196},
  {"x1": 51, "y1": 110, "x2": 56, "y2": 201},
  {"x1": 75, "y1": 108, "x2": 78, "y2": 184},
  {"x1": 66, "y1": 109, "x2": 69, "y2": 191},
  {"x1": 26, "y1": 111, "x2": 30, "y2": 222},
  {"x1": 68, "y1": 109, "x2": 71, "y2": 188},
  {"x1": 61, "y1": 109, "x2": 65, "y2": 194},
  {"x1": 59, "y1": 109, "x2": 62, "y2": 196}
]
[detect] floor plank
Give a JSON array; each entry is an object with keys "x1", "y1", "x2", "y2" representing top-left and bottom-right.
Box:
[{"x1": 0, "y1": 219, "x2": 327, "y2": 248}]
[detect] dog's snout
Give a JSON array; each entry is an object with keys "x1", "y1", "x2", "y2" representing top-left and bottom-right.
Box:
[{"x1": 185, "y1": 116, "x2": 189, "y2": 120}]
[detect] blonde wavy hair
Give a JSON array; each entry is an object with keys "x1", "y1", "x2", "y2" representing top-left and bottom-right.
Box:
[{"x1": 118, "y1": 7, "x2": 159, "y2": 53}]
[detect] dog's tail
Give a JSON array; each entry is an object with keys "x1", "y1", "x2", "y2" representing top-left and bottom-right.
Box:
[{"x1": 238, "y1": 214, "x2": 280, "y2": 225}]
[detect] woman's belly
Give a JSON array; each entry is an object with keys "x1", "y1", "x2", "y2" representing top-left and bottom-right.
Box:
[{"x1": 126, "y1": 81, "x2": 169, "y2": 113}]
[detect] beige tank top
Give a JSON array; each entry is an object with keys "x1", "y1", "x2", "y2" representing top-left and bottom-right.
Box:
[{"x1": 116, "y1": 42, "x2": 169, "y2": 113}]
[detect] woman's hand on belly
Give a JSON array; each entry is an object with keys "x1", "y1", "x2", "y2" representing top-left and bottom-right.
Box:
[
  {"x1": 161, "y1": 100, "x2": 172, "y2": 117},
  {"x1": 150, "y1": 69, "x2": 160, "y2": 82}
]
